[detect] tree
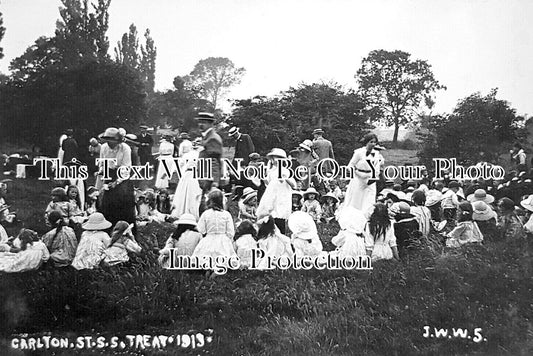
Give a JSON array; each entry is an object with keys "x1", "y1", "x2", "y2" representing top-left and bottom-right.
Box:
[
  {"x1": 418, "y1": 89, "x2": 522, "y2": 167},
  {"x1": 114, "y1": 24, "x2": 157, "y2": 94},
  {"x1": 356, "y1": 50, "x2": 445, "y2": 144},
  {"x1": 231, "y1": 83, "x2": 370, "y2": 164},
  {"x1": 0, "y1": 11, "x2": 5, "y2": 60},
  {"x1": 184, "y1": 57, "x2": 245, "y2": 110}
]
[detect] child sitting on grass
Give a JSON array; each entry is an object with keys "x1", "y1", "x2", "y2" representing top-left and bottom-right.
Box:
[
  {"x1": 321, "y1": 192, "x2": 338, "y2": 223},
  {"x1": 71, "y1": 213, "x2": 112, "y2": 270},
  {"x1": 255, "y1": 215, "x2": 293, "y2": 269},
  {"x1": 238, "y1": 188, "x2": 258, "y2": 223},
  {"x1": 158, "y1": 213, "x2": 201, "y2": 267},
  {"x1": 0, "y1": 229, "x2": 50, "y2": 273},
  {"x1": 330, "y1": 206, "x2": 366, "y2": 259},
  {"x1": 41, "y1": 211, "x2": 78, "y2": 267},
  {"x1": 103, "y1": 221, "x2": 142, "y2": 266},
  {"x1": 288, "y1": 210, "x2": 323, "y2": 258},
  {"x1": 233, "y1": 220, "x2": 258, "y2": 268},
  {"x1": 445, "y1": 201, "x2": 483, "y2": 247},
  {"x1": 365, "y1": 203, "x2": 399, "y2": 261},
  {"x1": 301, "y1": 187, "x2": 322, "y2": 223},
  {"x1": 44, "y1": 187, "x2": 71, "y2": 225},
  {"x1": 497, "y1": 197, "x2": 526, "y2": 240}
]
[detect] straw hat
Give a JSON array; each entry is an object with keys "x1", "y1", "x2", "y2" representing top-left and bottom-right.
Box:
[
  {"x1": 266, "y1": 148, "x2": 287, "y2": 159},
  {"x1": 249, "y1": 152, "x2": 261, "y2": 160},
  {"x1": 321, "y1": 192, "x2": 339, "y2": 204},
  {"x1": 179, "y1": 132, "x2": 190, "y2": 139},
  {"x1": 299, "y1": 139, "x2": 313, "y2": 152},
  {"x1": 195, "y1": 112, "x2": 215, "y2": 122},
  {"x1": 312, "y1": 128, "x2": 324, "y2": 135},
  {"x1": 228, "y1": 127, "x2": 240, "y2": 136},
  {"x1": 520, "y1": 195, "x2": 533, "y2": 212},
  {"x1": 472, "y1": 201, "x2": 497, "y2": 221},
  {"x1": 82, "y1": 212, "x2": 112, "y2": 230},
  {"x1": 338, "y1": 206, "x2": 366, "y2": 234},
  {"x1": 288, "y1": 211, "x2": 317, "y2": 241},
  {"x1": 101, "y1": 127, "x2": 121, "y2": 141},
  {"x1": 176, "y1": 213, "x2": 197, "y2": 227},
  {"x1": 303, "y1": 187, "x2": 319, "y2": 200},
  {"x1": 467, "y1": 189, "x2": 495, "y2": 204},
  {"x1": 242, "y1": 187, "x2": 257, "y2": 204}
]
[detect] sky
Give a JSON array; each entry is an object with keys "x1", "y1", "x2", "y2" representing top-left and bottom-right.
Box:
[{"x1": 1, "y1": 0, "x2": 533, "y2": 116}]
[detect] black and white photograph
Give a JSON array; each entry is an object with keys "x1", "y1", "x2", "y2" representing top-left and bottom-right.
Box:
[{"x1": 0, "y1": 0, "x2": 532, "y2": 355}]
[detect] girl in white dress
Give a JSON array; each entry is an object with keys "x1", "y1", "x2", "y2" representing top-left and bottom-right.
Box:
[
  {"x1": 71, "y1": 213, "x2": 112, "y2": 270},
  {"x1": 288, "y1": 211, "x2": 323, "y2": 258},
  {"x1": 330, "y1": 206, "x2": 367, "y2": 259},
  {"x1": 192, "y1": 189, "x2": 237, "y2": 260},
  {"x1": 159, "y1": 213, "x2": 202, "y2": 267},
  {"x1": 42, "y1": 211, "x2": 78, "y2": 267},
  {"x1": 255, "y1": 216, "x2": 293, "y2": 270},
  {"x1": 0, "y1": 229, "x2": 49, "y2": 273},
  {"x1": 364, "y1": 203, "x2": 399, "y2": 261},
  {"x1": 233, "y1": 220, "x2": 258, "y2": 268},
  {"x1": 103, "y1": 221, "x2": 142, "y2": 266},
  {"x1": 155, "y1": 136, "x2": 176, "y2": 189},
  {"x1": 344, "y1": 133, "x2": 384, "y2": 215},
  {"x1": 171, "y1": 140, "x2": 202, "y2": 220},
  {"x1": 256, "y1": 148, "x2": 297, "y2": 234}
]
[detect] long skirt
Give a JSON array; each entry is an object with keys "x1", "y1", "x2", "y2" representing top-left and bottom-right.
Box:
[
  {"x1": 344, "y1": 177, "x2": 376, "y2": 214},
  {"x1": 171, "y1": 171, "x2": 202, "y2": 220},
  {"x1": 155, "y1": 155, "x2": 175, "y2": 189}
]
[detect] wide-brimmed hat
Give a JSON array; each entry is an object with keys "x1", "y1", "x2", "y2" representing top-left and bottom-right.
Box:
[
  {"x1": 312, "y1": 128, "x2": 324, "y2": 135},
  {"x1": 288, "y1": 211, "x2": 317, "y2": 241},
  {"x1": 242, "y1": 187, "x2": 257, "y2": 204},
  {"x1": 125, "y1": 133, "x2": 138, "y2": 141},
  {"x1": 266, "y1": 148, "x2": 287, "y2": 159},
  {"x1": 303, "y1": 187, "x2": 319, "y2": 200},
  {"x1": 0, "y1": 204, "x2": 11, "y2": 214},
  {"x1": 299, "y1": 139, "x2": 313, "y2": 152},
  {"x1": 176, "y1": 213, "x2": 197, "y2": 227},
  {"x1": 467, "y1": 189, "x2": 494, "y2": 204},
  {"x1": 195, "y1": 112, "x2": 215, "y2": 122},
  {"x1": 139, "y1": 124, "x2": 149, "y2": 129},
  {"x1": 472, "y1": 201, "x2": 497, "y2": 221},
  {"x1": 338, "y1": 206, "x2": 366, "y2": 234},
  {"x1": 520, "y1": 195, "x2": 533, "y2": 212},
  {"x1": 228, "y1": 127, "x2": 240, "y2": 136},
  {"x1": 82, "y1": 212, "x2": 112, "y2": 231},
  {"x1": 321, "y1": 192, "x2": 339, "y2": 203},
  {"x1": 89, "y1": 137, "x2": 99, "y2": 146},
  {"x1": 179, "y1": 132, "x2": 190, "y2": 139},
  {"x1": 101, "y1": 127, "x2": 122, "y2": 141},
  {"x1": 249, "y1": 152, "x2": 260, "y2": 160},
  {"x1": 425, "y1": 190, "x2": 443, "y2": 207}
]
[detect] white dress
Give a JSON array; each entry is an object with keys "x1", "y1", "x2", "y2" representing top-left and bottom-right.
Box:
[
  {"x1": 0, "y1": 241, "x2": 50, "y2": 273},
  {"x1": 103, "y1": 237, "x2": 142, "y2": 266},
  {"x1": 256, "y1": 228, "x2": 294, "y2": 270},
  {"x1": 364, "y1": 224, "x2": 396, "y2": 261},
  {"x1": 71, "y1": 231, "x2": 111, "y2": 270},
  {"x1": 171, "y1": 149, "x2": 202, "y2": 220},
  {"x1": 234, "y1": 234, "x2": 258, "y2": 268},
  {"x1": 155, "y1": 140, "x2": 176, "y2": 189},
  {"x1": 158, "y1": 230, "x2": 202, "y2": 267},
  {"x1": 344, "y1": 147, "x2": 383, "y2": 215},
  {"x1": 330, "y1": 230, "x2": 366, "y2": 259},
  {"x1": 257, "y1": 165, "x2": 295, "y2": 220},
  {"x1": 192, "y1": 209, "x2": 237, "y2": 258}
]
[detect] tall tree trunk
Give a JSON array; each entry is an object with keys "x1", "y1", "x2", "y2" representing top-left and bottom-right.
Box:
[{"x1": 392, "y1": 117, "x2": 400, "y2": 145}]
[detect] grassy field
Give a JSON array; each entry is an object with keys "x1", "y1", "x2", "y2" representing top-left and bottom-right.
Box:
[{"x1": 0, "y1": 151, "x2": 532, "y2": 355}]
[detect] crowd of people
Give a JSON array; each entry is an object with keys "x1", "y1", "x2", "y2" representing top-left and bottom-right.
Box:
[{"x1": 0, "y1": 112, "x2": 531, "y2": 274}]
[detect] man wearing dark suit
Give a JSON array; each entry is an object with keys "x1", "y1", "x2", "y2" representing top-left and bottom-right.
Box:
[
  {"x1": 61, "y1": 129, "x2": 78, "y2": 164},
  {"x1": 228, "y1": 127, "x2": 255, "y2": 166},
  {"x1": 312, "y1": 128, "x2": 335, "y2": 173},
  {"x1": 137, "y1": 124, "x2": 154, "y2": 166},
  {"x1": 197, "y1": 113, "x2": 223, "y2": 193}
]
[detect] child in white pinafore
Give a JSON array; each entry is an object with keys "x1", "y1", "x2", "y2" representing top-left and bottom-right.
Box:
[
  {"x1": 364, "y1": 203, "x2": 399, "y2": 261},
  {"x1": 255, "y1": 216, "x2": 293, "y2": 270},
  {"x1": 192, "y1": 189, "x2": 237, "y2": 260},
  {"x1": 330, "y1": 206, "x2": 367, "y2": 259},
  {"x1": 288, "y1": 211, "x2": 323, "y2": 258},
  {"x1": 233, "y1": 220, "x2": 258, "y2": 268},
  {"x1": 103, "y1": 221, "x2": 142, "y2": 266}
]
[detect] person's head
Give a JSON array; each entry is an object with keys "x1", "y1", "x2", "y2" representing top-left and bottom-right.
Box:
[
  {"x1": 513, "y1": 142, "x2": 522, "y2": 151},
  {"x1": 65, "y1": 129, "x2": 74, "y2": 137},
  {"x1": 312, "y1": 128, "x2": 324, "y2": 139},
  {"x1": 411, "y1": 190, "x2": 426, "y2": 206},
  {"x1": 67, "y1": 185, "x2": 79, "y2": 200},
  {"x1": 207, "y1": 189, "x2": 224, "y2": 211},
  {"x1": 51, "y1": 187, "x2": 67, "y2": 202},
  {"x1": 498, "y1": 197, "x2": 516, "y2": 215},
  {"x1": 448, "y1": 181, "x2": 460, "y2": 192},
  {"x1": 266, "y1": 148, "x2": 287, "y2": 163},
  {"x1": 101, "y1": 127, "x2": 122, "y2": 149},
  {"x1": 171, "y1": 213, "x2": 198, "y2": 241},
  {"x1": 196, "y1": 112, "x2": 215, "y2": 131},
  {"x1": 304, "y1": 188, "x2": 319, "y2": 202},
  {"x1": 368, "y1": 202, "x2": 391, "y2": 241},
  {"x1": 111, "y1": 220, "x2": 130, "y2": 242},
  {"x1": 360, "y1": 133, "x2": 378, "y2": 151},
  {"x1": 457, "y1": 201, "x2": 473, "y2": 222},
  {"x1": 292, "y1": 192, "x2": 302, "y2": 204},
  {"x1": 158, "y1": 189, "x2": 169, "y2": 200},
  {"x1": 0, "y1": 180, "x2": 10, "y2": 196},
  {"x1": 257, "y1": 216, "x2": 276, "y2": 239},
  {"x1": 235, "y1": 220, "x2": 257, "y2": 240},
  {"x1": 17, "y1": 228, "x2": 38, "y2": 251},
  {"x1": 140, "y1": 124, "x2": 148, "y2": 135},
  {"x1": 228, "y1": 127, "x2": 241, "y2": 140},
  {"x1": 47, "y1": 210, "x2": 65, "y2": 228}
]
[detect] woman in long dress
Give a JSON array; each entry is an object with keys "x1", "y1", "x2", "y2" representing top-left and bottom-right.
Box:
[
  {"x1": 343, "y1": 133, "x2": 384, "y2": 215},
  {"x1": 256, "y1": 148, "x2": 297, "y2": 234},
  {"x1": 97, "y1": 128, "x2": 136, "y2": 229},
  {"x1": 155, "y1": 135, "x2": 176, "y2": 189},
  {"x1": 171, "y1": 140, "x2": 202, "y2": 220}
]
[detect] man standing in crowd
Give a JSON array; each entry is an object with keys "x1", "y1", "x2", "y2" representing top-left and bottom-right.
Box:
[
  {"x1": 197, "y1": 113, "x2": 223, "y2": 194},
  {"x1": 61, "y1": 129, "x2": 78, "y2": 164},
  {"x1": 312, "y1": 128, "x2": 335, "y2": 172},
  {"x1": 138, "y1": 124, "x2": 154, "y2": 166},
  {"x1": 228, "y1": 126, "x2": 255, "y2": 166},
  {"x1": 510, "y1": 142, "x2": 527, "y2": 173}
]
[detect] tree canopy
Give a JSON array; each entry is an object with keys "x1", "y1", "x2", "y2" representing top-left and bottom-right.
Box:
[
  {"x1": 356, "y1": 49, "x2": 445, "y2": 143},
  {"x1": 184, "y1": 57, "x2": 245, "y2": 110}
]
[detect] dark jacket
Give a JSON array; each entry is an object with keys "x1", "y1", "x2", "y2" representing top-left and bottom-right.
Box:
[
  {"x1": 234, "y1": 133, "x2": 255, "y2": 166},
  {"x1": 199, "y1": 128, "x2": 223, "y2": 189}
]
